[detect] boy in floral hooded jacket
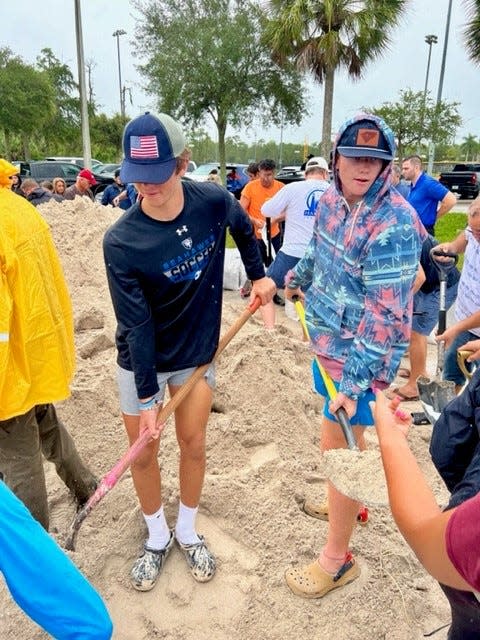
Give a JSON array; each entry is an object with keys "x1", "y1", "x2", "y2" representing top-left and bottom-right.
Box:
[{"x1": 284, "y1": 113, "x2": 426, "y2": 599}]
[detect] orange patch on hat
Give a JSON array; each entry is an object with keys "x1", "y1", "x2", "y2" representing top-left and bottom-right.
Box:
[{"x1": 355, "y1": 129, "x2": 380, "y2": 147}]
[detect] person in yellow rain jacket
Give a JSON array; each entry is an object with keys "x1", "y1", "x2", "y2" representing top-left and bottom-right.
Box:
[{"x1": 0, "y1": 159, "x2": 97, "y2": 530}]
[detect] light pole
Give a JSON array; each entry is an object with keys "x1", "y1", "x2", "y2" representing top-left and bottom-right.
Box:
[
  {"x1": 420, "y1": 34, "x2": 437, "y2": 154},
  {"x1": 427, "y1": 0, "x2": 453, "y2": 174},
  {"x1": 74, "y1": 0, "x2": 92, "y2": 168},
  {"x1": 113, "y1": 29, "x2": 127, "y2": 119},
  {"x1": 423, "y1": 34, "x2": 438, "y2": 100}
]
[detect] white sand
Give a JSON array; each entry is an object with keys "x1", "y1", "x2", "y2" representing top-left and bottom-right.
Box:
[{"x1": 0, "y1": 197, "x2": 452, "y2": 639}]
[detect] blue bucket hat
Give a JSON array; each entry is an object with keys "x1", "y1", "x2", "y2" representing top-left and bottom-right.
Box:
[
  {"x1": 337, "y1": 120, "x2": 393, "y2": 161},
  {"x1": 120, "y1": 112, "x2": 186, "y2": 184}
]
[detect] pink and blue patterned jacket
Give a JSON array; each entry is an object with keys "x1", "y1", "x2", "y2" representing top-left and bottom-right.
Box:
[{"x1": 289, "y1": 114, "x2": 426, "y2": 399}]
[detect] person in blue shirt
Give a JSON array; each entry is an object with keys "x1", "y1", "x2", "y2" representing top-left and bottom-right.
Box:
[
  {"x1": 101, "y1": 169, "x2": 130, "y2": 209},
  {"x1": 391, "y1": 164, "x2": 410, "y2": 199},
  {"x1": 402, "y1": 155, "x2": 456, "y2": 235},
  {"x1": 112, "y1": 181, "x2": 138, "y2": 209},
  {"x1": 0, "y1": 480, "x2": 112, "y2": 639}
]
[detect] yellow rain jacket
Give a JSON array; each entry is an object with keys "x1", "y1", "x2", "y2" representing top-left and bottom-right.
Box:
[{"x1": 0, "y1": 160, "x2": 75, "y2": 421}]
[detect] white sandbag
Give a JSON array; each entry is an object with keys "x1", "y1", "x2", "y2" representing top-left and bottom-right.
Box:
[{"x1": 223, "y1": 248, "x2": 247, "y2": 290}]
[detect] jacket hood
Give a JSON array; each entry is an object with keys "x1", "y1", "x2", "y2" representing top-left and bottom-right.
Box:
[{"x1": 332, "y1": 113, "x2": 396, "y2": 205}]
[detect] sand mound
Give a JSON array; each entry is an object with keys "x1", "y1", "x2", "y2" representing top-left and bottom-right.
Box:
[{"x1": 1, "y1": 197, "x2": 452, "y2": 640}]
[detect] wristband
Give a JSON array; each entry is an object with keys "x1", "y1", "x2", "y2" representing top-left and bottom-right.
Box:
[{"x1": 138, "y1": 397, "x2": 158, "y2": 411}]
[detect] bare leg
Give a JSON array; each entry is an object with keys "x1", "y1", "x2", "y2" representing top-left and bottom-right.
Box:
[
  {"x1": 395, "y1": 330, "x2": 427, "y2": 399},
  {"x1": 123, "y1": 413, "x2": 161, "y2": 515},
  {"x1": 170, "y1": 378, "x2": 213, "y2": 507},
  {"x1": 260, "y1": 299, "x2": 276, "y2": 330},
  {"x1": 320, "y1": 417, "x2": 366, "y2": 572}
]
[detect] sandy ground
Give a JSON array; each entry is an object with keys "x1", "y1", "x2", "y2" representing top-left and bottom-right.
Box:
[{"x1": 0, "y1": 197, "x2": 453, "y2": 639}]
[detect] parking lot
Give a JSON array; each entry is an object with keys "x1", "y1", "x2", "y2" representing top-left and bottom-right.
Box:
[{"x1": 453, "y1": 198, "x2": 472, "y2": 213}]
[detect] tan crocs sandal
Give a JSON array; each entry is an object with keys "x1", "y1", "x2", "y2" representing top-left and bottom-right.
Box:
[
  {"x1": 301, "y1": 499, "x2": 369, "y2": 525},
  {"x1": 285, "y1": 553, "x2": 360, "y2": 599}
]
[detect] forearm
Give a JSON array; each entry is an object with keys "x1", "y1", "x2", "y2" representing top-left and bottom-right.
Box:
[
  {"x1": 412, "y1": 264, "x2": 426, "y2": 294},
  {"x1": 374, "y1": 395, "x2": 473, "y2": 591},
  {"x1": 437, "y1": 193, "x2": 457, "y2": 218},
  {"x1": 377, "y1": 426, "x2": 441, "y2": 535},
  {"x1": 446, "y1": 231, "x2": 468, "y2": 254},
  {"x1": 452, "y1": 311, "x2": 480, "y2": 334}
]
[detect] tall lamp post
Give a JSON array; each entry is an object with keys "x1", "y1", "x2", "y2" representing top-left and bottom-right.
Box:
[
  {"x1": 420, "y1": 34, "x2": 437, "y2": 153},
  {"x1": 427, "y1": 0, "x2": 453, "y2": 174},
  {"x1": 423, "y1": 34, "x2": 438, "y2": 99},
  {"x1": 113, "y1": 29, "x2": 127, "y2": 119}
]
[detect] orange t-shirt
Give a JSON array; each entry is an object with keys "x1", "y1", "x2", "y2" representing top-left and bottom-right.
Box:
[{"x1": 242, "y1": 179, "x2": 284, "y2": 239}]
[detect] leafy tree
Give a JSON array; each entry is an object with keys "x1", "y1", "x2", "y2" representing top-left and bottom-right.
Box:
[
  {"x1": 36, "y1": 48, "x2": 81, "y2": 151},
  {"x1": 0, "y1": 48, "x2": 56, "y2": 159},
  {"x1": 263, "y1": 0, "x2": 407, "y2": 157},
  {"x1": 89, "y1": 112, "x2": 125, "y2": 161},
  {"x1": 463, "y1": 0, "x2": 480, "y2": 65},
  {"x1": 132, "y1": 0, "x2": 305, "y2": 180},
  {"x1": 368, "y1": 89, "x2": 461, "y2": 159}
]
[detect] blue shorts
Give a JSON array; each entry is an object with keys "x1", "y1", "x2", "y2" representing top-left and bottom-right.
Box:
[
  {"x1": 312, "y1": 360, "x2": 374, "y2": 427},
  {"x1": 117, "y1": 365, "x2": 216, "y2": 415},
  {"x1": 266, "y1": 251, "x2": 303, "y2": 289},
  {"x1": 412, "y1": 282, "x2": 458, "y2": 336}
]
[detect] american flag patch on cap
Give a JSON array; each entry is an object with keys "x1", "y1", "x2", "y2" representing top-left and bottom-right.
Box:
[
  {"x1": 355, "y1": 128, "x2": 380, "y2": 147},
  {"x1": 130, "y1": 135, "x2": 159, "y2": 159}
]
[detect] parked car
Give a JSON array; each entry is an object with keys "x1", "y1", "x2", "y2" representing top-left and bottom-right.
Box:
[
  {"x1": 95, "y1": 163, "x2": 121, "y2": 176},
  {"x1": 44, "y1": 156, "x2": 103, "y2": 170},
  {"x1": 189, "y1": 162, "x2": 248, "y2": 185},
  {"x1": 276, "y1": 166, "x2": 305, "y2": 185},
  {"x1": 15, "y1": 161, "x2": 114, "y2": 196},
  {"x1": 439, "y1": 163, "x2": 480, "y2": 199}
]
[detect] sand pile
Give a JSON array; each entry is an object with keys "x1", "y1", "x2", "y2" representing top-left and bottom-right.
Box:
[{"x1": 0, "y1": 196, "x2": 452, "y2": 640}]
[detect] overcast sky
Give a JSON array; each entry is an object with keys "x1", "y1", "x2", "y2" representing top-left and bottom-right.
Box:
[{"x1": 2, "y1": 0, "x2": 479, "y2": 147}]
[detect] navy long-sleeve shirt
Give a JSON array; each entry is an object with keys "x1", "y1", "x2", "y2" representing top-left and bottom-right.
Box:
[{"x1": 103, "y1": 180, "x2": 264, "y2": 398}]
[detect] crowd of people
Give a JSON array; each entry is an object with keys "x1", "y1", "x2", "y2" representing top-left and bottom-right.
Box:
[
  {"x1": 2, "y1": 109, "x2": 480, "y2": 640},
  {"x1": 8, "y1": 166, "x2": 139, "y2": 209}
]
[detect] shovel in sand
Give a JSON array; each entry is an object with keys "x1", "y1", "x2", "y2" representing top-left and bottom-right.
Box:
[
  {"x1": 417, "y1": 248, "x2": 458, "y2": 425},
  {"x1": 293, "y1": 298, "x2": 393, "y2": 507},
  {"x1": 64, "y1": 297, "x2": 261, "y2": 551}
]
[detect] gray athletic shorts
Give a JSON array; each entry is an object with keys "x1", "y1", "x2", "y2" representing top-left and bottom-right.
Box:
[{"x1": 116, "y1": 364, "x2": 216, "y2": 416}]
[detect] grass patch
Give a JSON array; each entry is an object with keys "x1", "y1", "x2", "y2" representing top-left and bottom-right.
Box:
[
  {"x1": 435, "y1": 211, "x2": 467, "y2": 269},
  {"x1": 226, "y1": 229, "x2": 237, "y2": 249}
]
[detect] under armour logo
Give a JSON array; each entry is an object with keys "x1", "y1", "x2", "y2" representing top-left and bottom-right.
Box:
[
  {"x1": 176, "y1": 225, "x2": 188, "y2": 236},
  {"x1": 182, "y1": 238, "x2": 193, "y2": 250}
]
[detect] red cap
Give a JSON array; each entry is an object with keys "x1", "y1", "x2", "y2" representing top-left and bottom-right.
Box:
[{"x1": 78, "y1": 168, "x2": 97, "y2": 185}]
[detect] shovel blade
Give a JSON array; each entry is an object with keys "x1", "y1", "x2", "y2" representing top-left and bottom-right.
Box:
[{"x1": 416, "y1": 375, "x2": 456, "y2": 425}]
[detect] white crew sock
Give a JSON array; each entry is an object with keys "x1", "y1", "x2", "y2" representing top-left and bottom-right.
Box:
[
  {"x1": 175, "y1": 501, "x2": 201, "y2": 545},
  {"x1": 143, "y1": 506, "x2": 171, "y2": 550}
]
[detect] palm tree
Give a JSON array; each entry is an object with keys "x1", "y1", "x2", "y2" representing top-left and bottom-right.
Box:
[
  {"x1": 264, "y1": 0, "x2": 407, "y2": 157},
  {"x1": 460, "y1": 133, "x2": 480, "y2": 161},
  {"x1": 463, "y1": 0, "x2": 480, "y2": 65}
]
